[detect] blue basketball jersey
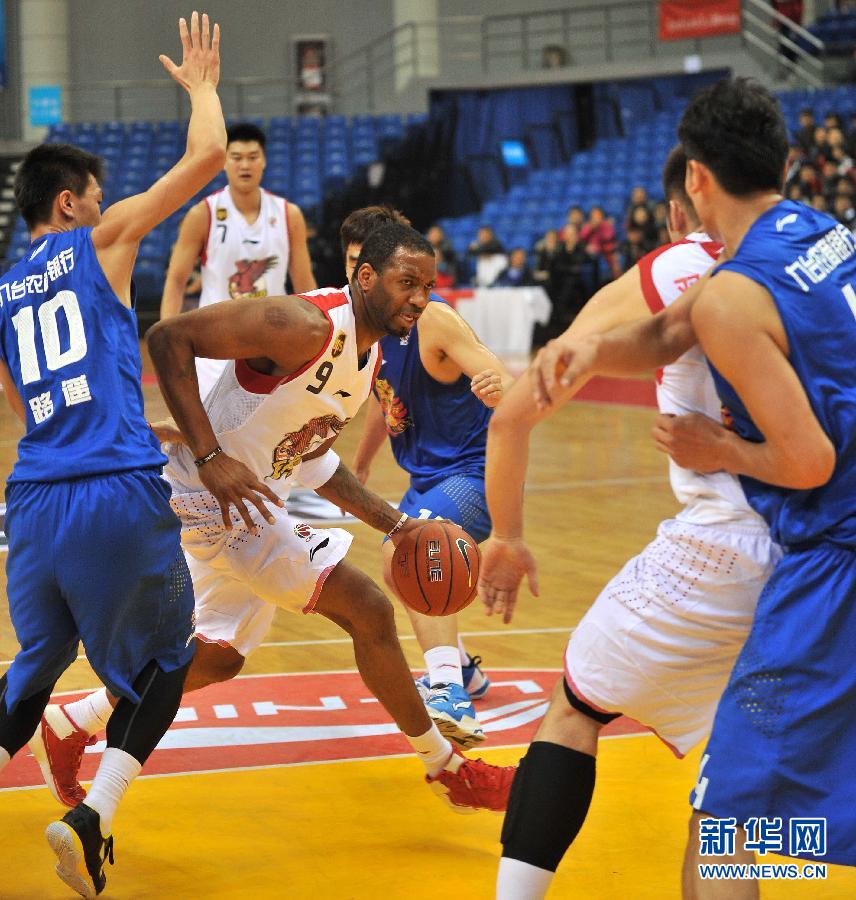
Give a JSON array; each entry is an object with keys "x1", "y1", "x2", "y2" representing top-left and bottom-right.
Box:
[
  {"x1": 0, "y1": 228, "x2": 166, "y2": 483},
  {"x1": 711, "y1": 200, "x2": 856, "y2": 547},
  {"x1": 375, "y1": 296, "x2": 492, "y2": 490}
]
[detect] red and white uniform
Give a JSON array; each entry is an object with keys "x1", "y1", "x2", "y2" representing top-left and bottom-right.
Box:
[
  {"x1": 165, "y1": 287, "x2": 380, "y2": 654},
  {"x1": 565, "y1": 234, "x2": 782, "y2": 756},
  {"x1": 196, "y1": 186, "x2": 291, "y2": 397}
]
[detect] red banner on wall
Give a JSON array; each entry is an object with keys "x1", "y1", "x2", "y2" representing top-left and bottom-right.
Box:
[{"x1": 659, "y1": 0, "x2": 741, "y2": 41}]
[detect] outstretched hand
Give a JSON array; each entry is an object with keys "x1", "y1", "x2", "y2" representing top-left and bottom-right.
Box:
[
  {"x1": 197, "y1": 452, "x2": 283, "y2": 532},
  {"x1": 160, "y1": 11, "x2": 221, "y2": 93},
  {"x1": 478, "y1": 535, "x2": 539, "y2": 624}
]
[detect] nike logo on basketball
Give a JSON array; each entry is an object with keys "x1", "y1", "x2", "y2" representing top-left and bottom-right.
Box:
[
  {"x1": 309, "y1": 537, "x2": 330, "y2": 561},
  {"x1": 455, "y1": 538, "x2": 474, "y2": 588}
]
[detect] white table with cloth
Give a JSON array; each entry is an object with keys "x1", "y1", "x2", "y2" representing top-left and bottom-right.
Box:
[{"x1": 436, "y1": 286, "x2": 552, "y2": 360}]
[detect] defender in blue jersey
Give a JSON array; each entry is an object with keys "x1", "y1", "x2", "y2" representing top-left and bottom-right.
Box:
[
  {"x1": 344, "y1": 207, "x2": 513, "y2": 748},
  {"x1": 529, "y1": 78, "x2": 856, "y2": 892},
  {"x1": 0, "y1": 13, "x2": 231, "y2": 897}
]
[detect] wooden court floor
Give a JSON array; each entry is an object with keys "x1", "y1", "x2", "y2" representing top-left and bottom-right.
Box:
[{"x1": 1, "y1": 361, "x2": 854, "y2": 898}]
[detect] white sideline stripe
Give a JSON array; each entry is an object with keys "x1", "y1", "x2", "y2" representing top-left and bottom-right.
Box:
[
  {"x1": 0, "y1": 732, "x2": 655, "y2": 794},
  {"x1": 0, "y1": 631, "x2": 573, "y2": 667}
]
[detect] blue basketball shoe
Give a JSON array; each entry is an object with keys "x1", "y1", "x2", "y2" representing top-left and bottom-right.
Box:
[
  {"x1": 416, "y1": 654, "x2": 491, "y2": 701},
  {"x1": 424, "y1": 682, "x2": 485, "y2": 748}
]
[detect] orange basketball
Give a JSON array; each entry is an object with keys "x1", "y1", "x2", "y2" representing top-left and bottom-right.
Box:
[{"x1": 391, "y1": 520, "x2": 481, "y2": 616}]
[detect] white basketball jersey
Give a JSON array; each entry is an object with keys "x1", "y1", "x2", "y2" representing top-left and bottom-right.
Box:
[
  {"x1": 638, "y1": 233, "x2": 763, "y2": 526},
  {"x1": 196, "y1": 186, "x2": 291, "y2": 397},
  {"x1": 166, "y1": 286, "x2": 380, "y2": 499}
]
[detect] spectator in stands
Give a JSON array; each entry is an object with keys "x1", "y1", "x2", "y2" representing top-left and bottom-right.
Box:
[
  {"x1": 427, "y1": 224, "x2": 458, "y2": 284},
  {"x1": 786, "y1": 182, "x2": 806, "y2": 202},
  {"x1": 833, "y1": 192, "x2": 856, "y2": 227},
  {"x1": 432, "y1": 249, "x2": 455, "y2": 290},
  {"x1": 822, "y1": 159, "x2": 842, "y2": 197},
  {"x1": 533, "y1": 229, "x2": 560, "y2": 293},
  {"x1": 785, "y1": 144, "x2": 806, "y2": 184},
  {"x1": 579, "y1": 205, "x2": 619, "y2": 280},
  {"x1": 618, "y1": 224, "x2": 650, "y2": 272},
  {"x1": 824, "y1": 112, "x2": 843, "y2": 130},
  {"x1": 469, "y1": 225, "x2": 507, "y2": 287},
  {"x1": 542, "y1": 44, "x2": 568, "y2": 68},
  {"x1": 547, "y1": 223, "x2": 589, "y2": 328},
  {"x1": 624, "y1": 185, "x2": 651, "y2": 222},
  {"x1": 811, "y1": 125, "x2": 832, "y2": 163},
  {"x1": 796, "y1": 107, "x2": 816, "y2": 151},
  {"x1": 771, "y1": 0, "x2": 803, "y2": 70},
  {"x1": 846, "y1": 113, "x2": 856, "y2": 158},
  {"x1": 797, "y1": 163, "x2": 821, "y2": 195},
  {"x1": 493, "y1": 247, "x2": 536, "y2": 287},
  {"x1": 559, "y1": 205, "x2": 585, "y2": 240},
  {"x1": 627, "y1": 203, "x2": 658, "y2": 246},
  {"x1": 810, "y1": 193, "x2": 828, "y2": 212}
]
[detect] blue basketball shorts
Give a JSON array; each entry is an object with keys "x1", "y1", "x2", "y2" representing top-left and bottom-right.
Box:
[
  {"x1": 689, "y1": 542, "x2": 856, "y2": 865},
  {"x1": 397, "y1": 472, "x2": 491, "y2": 544},
  {"x1": 4, "y1": 470, "x2": 195, "y2": 713}
]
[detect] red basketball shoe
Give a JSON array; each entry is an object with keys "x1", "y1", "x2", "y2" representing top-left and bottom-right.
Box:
[
  {"x1": 29, "y1": 705, "x2": 94, "y2": 807},
  {"x1": 427, "y1": 748, "x2": 516, "y2": 813}
]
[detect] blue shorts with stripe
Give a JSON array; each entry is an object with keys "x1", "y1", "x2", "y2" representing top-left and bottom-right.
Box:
[
  {"x1": 397, "y1": 472, "x2": 491, "y2": 544},
  {"x1": 690, "y1": 542, "x2": 856, "y2": 865},
  {"x1": 4, "y1": 469, "x2": 195, "y2": 712}
]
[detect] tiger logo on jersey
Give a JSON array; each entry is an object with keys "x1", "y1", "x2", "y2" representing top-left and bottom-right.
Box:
[
  {"x1": 228, "y1": 256, "x2": 279, "y2": 300},
  {"x1": 271, "y1": 413, "x2": 350, "y2": 480},
  {"x1": 375, "y1": 377, "x2": 412, "y2": 435}
]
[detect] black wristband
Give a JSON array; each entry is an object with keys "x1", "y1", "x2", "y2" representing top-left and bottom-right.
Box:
[{"x1": 194, "y1": 445, "x2": 223, "y2": 468}]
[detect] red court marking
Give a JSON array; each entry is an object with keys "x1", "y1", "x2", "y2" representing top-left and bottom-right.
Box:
[{"x1": 0, "y1": 670, "x2": 648, "y2": 788}]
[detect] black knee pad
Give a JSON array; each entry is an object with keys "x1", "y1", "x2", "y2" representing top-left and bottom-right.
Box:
[
  {"x1": 563, "y1": 678, "x2": 621, "y2": 725},
  {"x1": 502, "y1": 741, "x2": 596, "y2": 872}
]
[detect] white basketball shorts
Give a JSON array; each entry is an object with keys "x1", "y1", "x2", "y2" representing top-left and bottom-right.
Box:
[
  {"x1": 564, "y1": 517, "x2": 781, "y2": 757},
  {"x1": 170, "y1": 490, "x2": 353, "y2": 657}
]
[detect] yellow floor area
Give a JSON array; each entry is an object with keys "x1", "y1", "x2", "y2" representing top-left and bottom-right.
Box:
[{"x1": 2, "y1": 737, "x2": 854, "y2": 899}]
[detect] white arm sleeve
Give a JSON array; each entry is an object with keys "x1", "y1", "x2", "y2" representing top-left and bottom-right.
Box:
[{"x1": 295, "y1": 449, "x2": 341, "y2": 490}]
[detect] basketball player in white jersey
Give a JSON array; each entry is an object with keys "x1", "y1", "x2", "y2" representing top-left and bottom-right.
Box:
[
  {"x1": 31, "y1": 223, "x2": 515, "y2": 816},
  {"x1": 160, "y1": 122, "x2": 316, "y2": 397},
  {"x1": 478, "y1": 148, "x2": 780, "y2": 898}
]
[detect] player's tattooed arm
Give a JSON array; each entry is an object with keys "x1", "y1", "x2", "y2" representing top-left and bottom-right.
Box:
[{"x1": 314, "y1": 460, "x2": 405, "y2": 535}]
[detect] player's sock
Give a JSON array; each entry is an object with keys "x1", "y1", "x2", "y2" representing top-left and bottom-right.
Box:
[
  {"x1": 457, "y1": 635, "x2": 469, "y2": 664},
  {"x1": 84, "y1": 747, "x2": 141, "y2": 836},
  {"x1": 496, "y1": 858, "x2": 554, "y2": 900},
  {"x1": 62, "y1": 688, "x2": 114, "y2": 737},
  {"x1": 0, "y1": 747, "x2": 10, "y2": 771},
  {"x1": 424, "y1": 645, "x2": 464, "y2": 687},
  {"x1": 407, "y1": 723, "x2": 457, "y2": 777},
  {"x1": 499, "y1": 741, "x2": 596, "y2": 882}
]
